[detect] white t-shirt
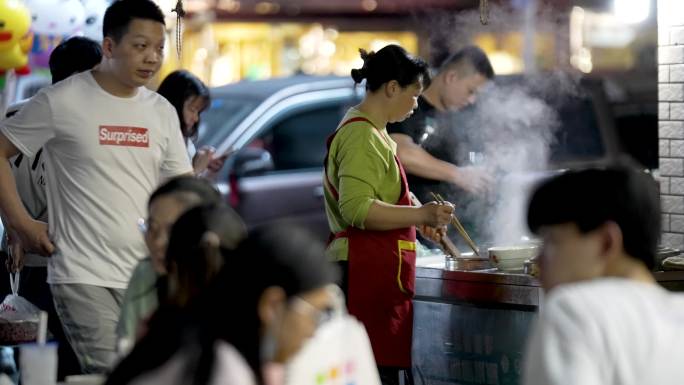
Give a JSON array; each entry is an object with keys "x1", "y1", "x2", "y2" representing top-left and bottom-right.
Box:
[
  {"x1": 523, "y1": 278, "x2": 684, "y2": 385},
  {"x1": 2, "y1": 100, "x2": 48, "y2": 267},
  {"x1": 0, "y1": 71, "x2": 193, "y2": 288},
  {"x1": 129, "y1": 341, "x2": 257, "y2": 385}
]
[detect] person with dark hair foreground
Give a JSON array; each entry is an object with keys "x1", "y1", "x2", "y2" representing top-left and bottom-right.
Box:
[
  {"x1": 106, "y1": 223, "x2": 339, "y2": 385},
  {"x1": 49, "y1": 36, "x2": 103, "y2": 85},
  {"x1": 116, "y1": 176, "x2": 233, "y2": 346},
  {"x1": 157, "y1": 70, "x2": 227, "y2": 176},
  {"x1": 523, "y1": 164, "x2": 684, "y2": 385},
  {"x1": 388, "y1": 45, "x2": 495, "y2": 201},
  {"x1": 0, "y1": 0, "x2": 192, "y2": 373},
  {"x1": 323, "y1": 44, "x2": 453, "y2": 385}
]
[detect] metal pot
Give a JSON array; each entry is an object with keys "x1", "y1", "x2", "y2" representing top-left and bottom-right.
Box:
[{"x1": 446, "y1": 253, "x2": 492, "y2": 271}]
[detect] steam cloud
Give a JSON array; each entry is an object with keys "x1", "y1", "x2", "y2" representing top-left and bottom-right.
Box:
[{"x1": 412, "y1": 3, "x2": 587, "y2": 248}]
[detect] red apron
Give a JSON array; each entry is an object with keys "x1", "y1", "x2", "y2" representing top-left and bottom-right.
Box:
[{"x1": 324, "y1": 117, "x2": 416, "y2": 368}]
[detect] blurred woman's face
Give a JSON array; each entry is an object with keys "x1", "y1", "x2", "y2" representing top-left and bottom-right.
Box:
[
  {"x1": 387, "y1": 80, "x2": 422, "y2": 124},
  {"x1": 182, "y1": 95, "x2": 207, "y2": 138},
  {"x1": 145, "y1": 196, "x2": 189, "y2": 274},
  {"x1": 268, "y1": 287, "x2": 334, "y2": 363}
]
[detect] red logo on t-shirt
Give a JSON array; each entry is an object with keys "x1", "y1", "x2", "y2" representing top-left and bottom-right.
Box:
[{"x1": 99, "y1": 126, "x2": 149, "y2": 148}]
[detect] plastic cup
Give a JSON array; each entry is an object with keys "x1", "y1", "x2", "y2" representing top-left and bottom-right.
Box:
[{"x1": 19, "y1": 342, "x2": 57, "y2": 385}]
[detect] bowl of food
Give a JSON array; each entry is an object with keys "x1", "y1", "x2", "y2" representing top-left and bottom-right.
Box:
[{"x1": 488, "y1": 244, "x2": 540, "y2": 272}]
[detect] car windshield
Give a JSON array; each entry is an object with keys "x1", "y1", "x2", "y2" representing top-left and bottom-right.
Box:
[{"x1": 197, "y1": 96, "x2": 260, "y2": 147}]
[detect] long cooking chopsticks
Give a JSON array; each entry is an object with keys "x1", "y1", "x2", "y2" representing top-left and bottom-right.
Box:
[{"x1": 430, "y1": 192, "x2": 480, "y2": 257}]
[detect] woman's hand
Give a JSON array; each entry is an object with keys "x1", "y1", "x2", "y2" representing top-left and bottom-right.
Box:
[
  {"x1": 418, "y1": 201, "x2": 453, "y2": 227},
  {"x1": 206, "y1": 153, "x2": 228, "y2": 173},
  {"x1": 417, "y1": 224, "x2": 447, "y2": 243},
  {"x1": 192, "y1": 146, "x2": 215, "y2": 175},
  {"x1": 193, "y1": 147, "x2": 229, "y2": 176}
]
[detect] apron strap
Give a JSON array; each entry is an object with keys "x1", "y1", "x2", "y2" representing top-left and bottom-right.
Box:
[
  {"x1": 324, "y1": 117, "x2": 375, "y2": 242},
  {"x1": 323, "y1": 116, "x2": 375, "y2": 200}
]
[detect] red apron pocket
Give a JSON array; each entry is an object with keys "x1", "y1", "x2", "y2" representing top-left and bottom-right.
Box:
[{"x1": 396, "y1": 239, "x2": 416, "y2": 297}]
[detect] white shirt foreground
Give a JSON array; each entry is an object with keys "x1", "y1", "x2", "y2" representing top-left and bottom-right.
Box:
[{"x1": 523, "y1": 278, "x2": 684, "y2": 385}]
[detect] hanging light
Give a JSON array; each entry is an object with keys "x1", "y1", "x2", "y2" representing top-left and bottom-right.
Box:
[{"x1": 171, "y1": 0, "x2": 185, "y2": 60}]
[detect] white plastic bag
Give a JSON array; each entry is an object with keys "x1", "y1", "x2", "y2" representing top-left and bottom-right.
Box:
[
  {"x1": 285, "y1": 291, "x2": 381, "y2": 385},
  {"x1": 0, "y1": 273, "x2": 40, "y2": 344}
]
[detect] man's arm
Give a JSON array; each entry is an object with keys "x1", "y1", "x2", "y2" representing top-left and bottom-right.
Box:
[
  {"x1": 391, "y1": 133, "x2": 460, "y2": 182},
  {"x1": 0, "y1": 133, "x2": 53, "y2": 256},
  {"x1": 391, "y1": 133, "x2": 492, "y2": 193}
]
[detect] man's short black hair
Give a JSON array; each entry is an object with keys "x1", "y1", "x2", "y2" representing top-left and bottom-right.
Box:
[
  {"x1": 103, "y1": 0, "x2": 165, "y2": 42},
  {"x1": 49, "y1": 36, "x2": 102, "y2": 84},
  {"x1": 527, "y1": 162, "x2": 660, "y2": 269},
  {"x1": 438, "y1": 45, "x2": 495, "y2": 79}
]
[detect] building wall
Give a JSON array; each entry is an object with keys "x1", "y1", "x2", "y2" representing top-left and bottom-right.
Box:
[{"x1": 659, "y1": 0, "x2": 684, "y2": 248}]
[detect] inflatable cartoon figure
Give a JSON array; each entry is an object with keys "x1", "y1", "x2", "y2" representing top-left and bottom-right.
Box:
[
  {"x1": 81, "y1": 0, "x2": 109, "y2": 42},
  {"x1": 0, "y1": 0, "x2": 32, "y2": 75},
  {"x1": 26, "y1": 0, "x2": 85, "y2": 68}
]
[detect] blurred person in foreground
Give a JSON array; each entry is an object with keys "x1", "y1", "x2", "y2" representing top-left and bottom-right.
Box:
[
  {"x1": 156, "y1": 70, "x2": 227, "y2": 176},
  {"x1": 106, "y1": 221, "x2": 339, "y2": 385},
  {"x1": 116, "y1": 176, "x2": 234, "y2": 346},
  {"x1": 323, "y1": 44, "x2": 453, "y2": 385},
  {"x1": 523, "y1": 163, "x2": 684, "y2": 385}
]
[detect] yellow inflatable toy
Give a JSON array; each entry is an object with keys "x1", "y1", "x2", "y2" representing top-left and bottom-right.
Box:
[{"x1": 0, "y1": 0, "x2": 32, "y2": 74}]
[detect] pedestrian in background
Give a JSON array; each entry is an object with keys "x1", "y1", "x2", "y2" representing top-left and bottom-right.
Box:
[{"x1": 157, "y1": 70, "x2": 227, "y2": 176}]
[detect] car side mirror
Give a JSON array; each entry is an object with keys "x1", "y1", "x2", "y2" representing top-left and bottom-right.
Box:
[{"x1": 232, "y1": 147, "x2": 274, "y2": 177}]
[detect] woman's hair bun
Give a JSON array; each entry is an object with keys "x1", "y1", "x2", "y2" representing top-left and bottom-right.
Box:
[
  {"x1": 351, "y1": 68, "x2": 366, "y2": 83},
  {"x1": 351, "y1": 48, "x2": 376, "y2": 83},
  {"x1": 359, "y1": 48, "x2": 375, "y2": 61}
]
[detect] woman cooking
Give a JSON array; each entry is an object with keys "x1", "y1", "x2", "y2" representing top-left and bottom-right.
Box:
[{"x1": 323, "y1": 44, "x2": 454, "y2": 385}]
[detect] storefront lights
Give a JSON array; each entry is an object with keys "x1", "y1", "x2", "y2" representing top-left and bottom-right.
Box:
[
  {"x1": 658, "y1": 0, "x2": 684, "y2": 26},
  {"x1": 614, "y1": 0, "x2": 649, "y2": 24}
]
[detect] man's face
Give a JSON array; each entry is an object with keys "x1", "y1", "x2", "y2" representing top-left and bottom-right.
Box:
[
  {"x1": 537, "y1": 223, "x2": 605, "y2": 291},
  {"x1": 106, "y1": 18, "x2": 165, "y2": 88},
  {"x1": 441, "y1": 71, "x2": 488, "y2": 111}
]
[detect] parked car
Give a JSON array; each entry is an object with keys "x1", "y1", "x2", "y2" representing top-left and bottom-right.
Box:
[
  {"x1": 198, "y1": 74, "x2": 631, "y2": 241},
  {"x1": 0, "y1": 73, "x2": 51, "y2": 113},
  {"x1": 197, "y1": 75, "x2": 363, "y2": 240}
]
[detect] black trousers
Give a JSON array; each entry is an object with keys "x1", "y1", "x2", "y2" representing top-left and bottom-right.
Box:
[{"x1": 378, "y1": 365, "x2": 414, "y2": 385}]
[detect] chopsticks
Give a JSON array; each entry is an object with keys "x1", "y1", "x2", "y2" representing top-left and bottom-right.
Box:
[
  {"x1": 430, "y1": 192, "x2": 480, "y2": 257},
  {"x1": 409, "y1": 192, "x2": 462, "y2": 258}
]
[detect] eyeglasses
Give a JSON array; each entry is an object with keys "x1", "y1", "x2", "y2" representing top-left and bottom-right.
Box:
[
  {"x1": 137, "y1": 217, "x2": 148, "y2": 234},
  {"x1": 290, "y1": 296, "x2": 335, "y2": 327},
  {"x1": 136, "y1": 218, "x2": 170, "y2": 243}
]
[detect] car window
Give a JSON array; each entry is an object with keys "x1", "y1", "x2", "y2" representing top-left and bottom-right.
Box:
[
  {"x1": 248, "y1": 101, "x2": 352, "y2": 172},
  {"x1": 197, "y1": 97, "x2": 260, "y2": 148}
]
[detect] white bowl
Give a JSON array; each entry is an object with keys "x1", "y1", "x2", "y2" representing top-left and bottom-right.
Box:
[
  {"x1": 488, "y1": 245, "x2": 540, "y2": 272},
  {"x1": 64, "y1": 374, "x2": 105, "y2": 385}
]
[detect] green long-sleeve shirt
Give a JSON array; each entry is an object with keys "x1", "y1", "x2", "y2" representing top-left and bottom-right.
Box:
[
  {"x1": 324, "y1": 108, "x2": 402, "y2": 261},
  {"x1": 117, "y1": 258, "x2": 159, "y2": 341}
]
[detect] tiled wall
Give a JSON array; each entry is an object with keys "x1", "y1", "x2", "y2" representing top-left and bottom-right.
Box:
[{"x1": 659, "y1": 1, "x2": 684, "y2": 249}]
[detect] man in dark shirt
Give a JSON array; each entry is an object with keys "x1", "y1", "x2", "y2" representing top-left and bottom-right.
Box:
[{"x1": 388, "y1": 46, "x2": 495, "y2": 205}]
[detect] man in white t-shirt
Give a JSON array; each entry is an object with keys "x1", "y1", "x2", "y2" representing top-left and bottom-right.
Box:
[
  {"x1": 0, "y1": 35, "x2": 103, "y2": 379},
  {"x1": 0, "y1": 0, "x2": 192, "y2": 374},
  {"x1": 522, "y1": 164, "x2": 684, "y2": 385}
]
